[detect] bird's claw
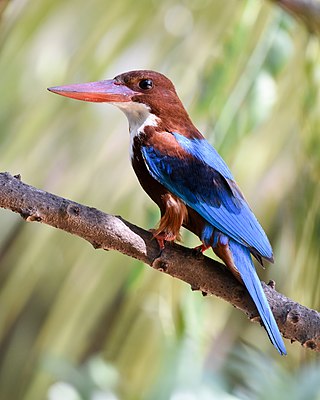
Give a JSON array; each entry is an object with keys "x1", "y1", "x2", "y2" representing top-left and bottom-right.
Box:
[
  {"x1": 149, "y1": 229, "x2": 175, "y2": 252},
  {"x1": 193, "y1": 243, "x2": 210, "y2": 255}
]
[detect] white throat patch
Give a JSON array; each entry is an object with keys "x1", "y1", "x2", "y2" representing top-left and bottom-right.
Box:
[{"x1": 114, "y1": 102, "x2": 159, "y2": 157}]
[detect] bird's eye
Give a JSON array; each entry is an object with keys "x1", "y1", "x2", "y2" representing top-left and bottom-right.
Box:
[{"x1": 139, "y1": 79, "x2": 153, "y2": 90}]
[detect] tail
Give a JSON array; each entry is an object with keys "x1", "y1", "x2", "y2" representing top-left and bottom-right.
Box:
[{"x1": 228, "y1": 239, "x2": 287, "y2": 355}]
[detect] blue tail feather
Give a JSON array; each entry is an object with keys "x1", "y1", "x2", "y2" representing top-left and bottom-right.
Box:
[{"x1": 228, "y1": 239, "x2": 287, "y2": 355}]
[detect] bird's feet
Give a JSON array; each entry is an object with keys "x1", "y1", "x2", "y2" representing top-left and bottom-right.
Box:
[
  {"x1": 149, "y1": 229, "x2": 176, "y2": 251},
  {"x1": 193, "y1": 243, "x2": 210, "y2": 255}
]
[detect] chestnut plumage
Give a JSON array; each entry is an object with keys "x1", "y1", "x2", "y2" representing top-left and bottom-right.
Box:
[{"x1": 48, "y1": 70, "x2": 286, "y2": 355}]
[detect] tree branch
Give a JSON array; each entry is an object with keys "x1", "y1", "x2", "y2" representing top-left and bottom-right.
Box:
[{"x1": 0, "y1": 172, "x2": 319, "y2": 352}]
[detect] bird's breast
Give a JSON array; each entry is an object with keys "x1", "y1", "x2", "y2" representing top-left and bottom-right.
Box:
[
  {"x1": 131, "y1": 136, "x2": 207, "y2": 239},
  {"x1": 129, "y1": 129, "x2": 186, "y2": 210},
  {"x1": 131, "y1": 137, "x2": 168, "y2": 214}
]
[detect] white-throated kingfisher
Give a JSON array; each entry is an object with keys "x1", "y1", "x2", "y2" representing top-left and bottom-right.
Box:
[{"x1": 48, "y1": 70, "x2": 286, "y2": 355}]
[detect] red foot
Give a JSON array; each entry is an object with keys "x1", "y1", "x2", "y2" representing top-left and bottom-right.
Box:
[
  {"x1": 149, "y1": 229, "x2": 175, "y2": 251},
  {"x1": 156, "y1": 237, "x2": 166, "y2": 250},
  {"x1": 194, "y1": 243, "x2": 210, "y2": 253}
]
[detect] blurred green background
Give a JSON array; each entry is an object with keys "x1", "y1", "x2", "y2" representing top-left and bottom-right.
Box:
[{"x1": 0, "y1": 0, "x2": 320, "y2": 399}]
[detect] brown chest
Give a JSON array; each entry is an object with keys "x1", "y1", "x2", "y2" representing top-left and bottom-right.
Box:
[{"x1": 131, "y1": 139, "x2": 168, "y2": 214}]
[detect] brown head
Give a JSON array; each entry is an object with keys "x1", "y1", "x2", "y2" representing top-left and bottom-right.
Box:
[{"x1": 48, "y1": 70, "x2": 198, "y2": 135}]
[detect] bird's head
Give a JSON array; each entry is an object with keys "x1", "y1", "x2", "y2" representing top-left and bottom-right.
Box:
[{"x1": 48, "y1": 70, "x2": 195, "y2": 134}]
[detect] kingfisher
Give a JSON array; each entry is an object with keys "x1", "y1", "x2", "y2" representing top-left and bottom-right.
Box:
[{"x1": 48, "y1": 70, "x2": 286, "y2": 355}]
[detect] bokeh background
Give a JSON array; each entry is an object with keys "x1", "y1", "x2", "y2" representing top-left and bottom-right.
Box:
[{"x1": 0, "y1": 0, "x2": 320, "y2": 399}]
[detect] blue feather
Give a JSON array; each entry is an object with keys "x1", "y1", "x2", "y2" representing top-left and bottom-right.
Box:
[
  {"x1": 141, "y1": 139, "x2": 286, "y2": 354},
  {"x1": 228, "y1": 239, "x2": 286, "y2": 355},
  {"x1": 201, "y1": 223, "x2": 215, "y2": 246},
  {"x1": 142, "y1": 144, "x2": 273, "y2": 260},
  {"x1": 172, "y1": 133, "x2": 234, "y2": 180}
]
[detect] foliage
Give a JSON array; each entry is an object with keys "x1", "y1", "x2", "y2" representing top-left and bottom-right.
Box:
[{"x1": 0, "y1": 0, "x2": 319, "y2": 399}]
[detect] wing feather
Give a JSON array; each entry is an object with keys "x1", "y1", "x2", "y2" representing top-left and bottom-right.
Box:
[{"x1": 142, "y1": 137, "x2": 273, "y2": 260}]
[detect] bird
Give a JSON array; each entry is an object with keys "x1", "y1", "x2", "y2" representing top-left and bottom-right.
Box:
[{"x1": 48, "y1": 70, "x2": 287, "y2": 355}]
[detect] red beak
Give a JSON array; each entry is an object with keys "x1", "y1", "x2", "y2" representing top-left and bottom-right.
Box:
[{"x1": 48, "y1": 79, "x2": 136, "y2": 103}]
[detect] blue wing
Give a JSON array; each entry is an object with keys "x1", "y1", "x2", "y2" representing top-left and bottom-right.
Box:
[{"x1": 142, "y1": 133, "x2": 273, "y2": 260}]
